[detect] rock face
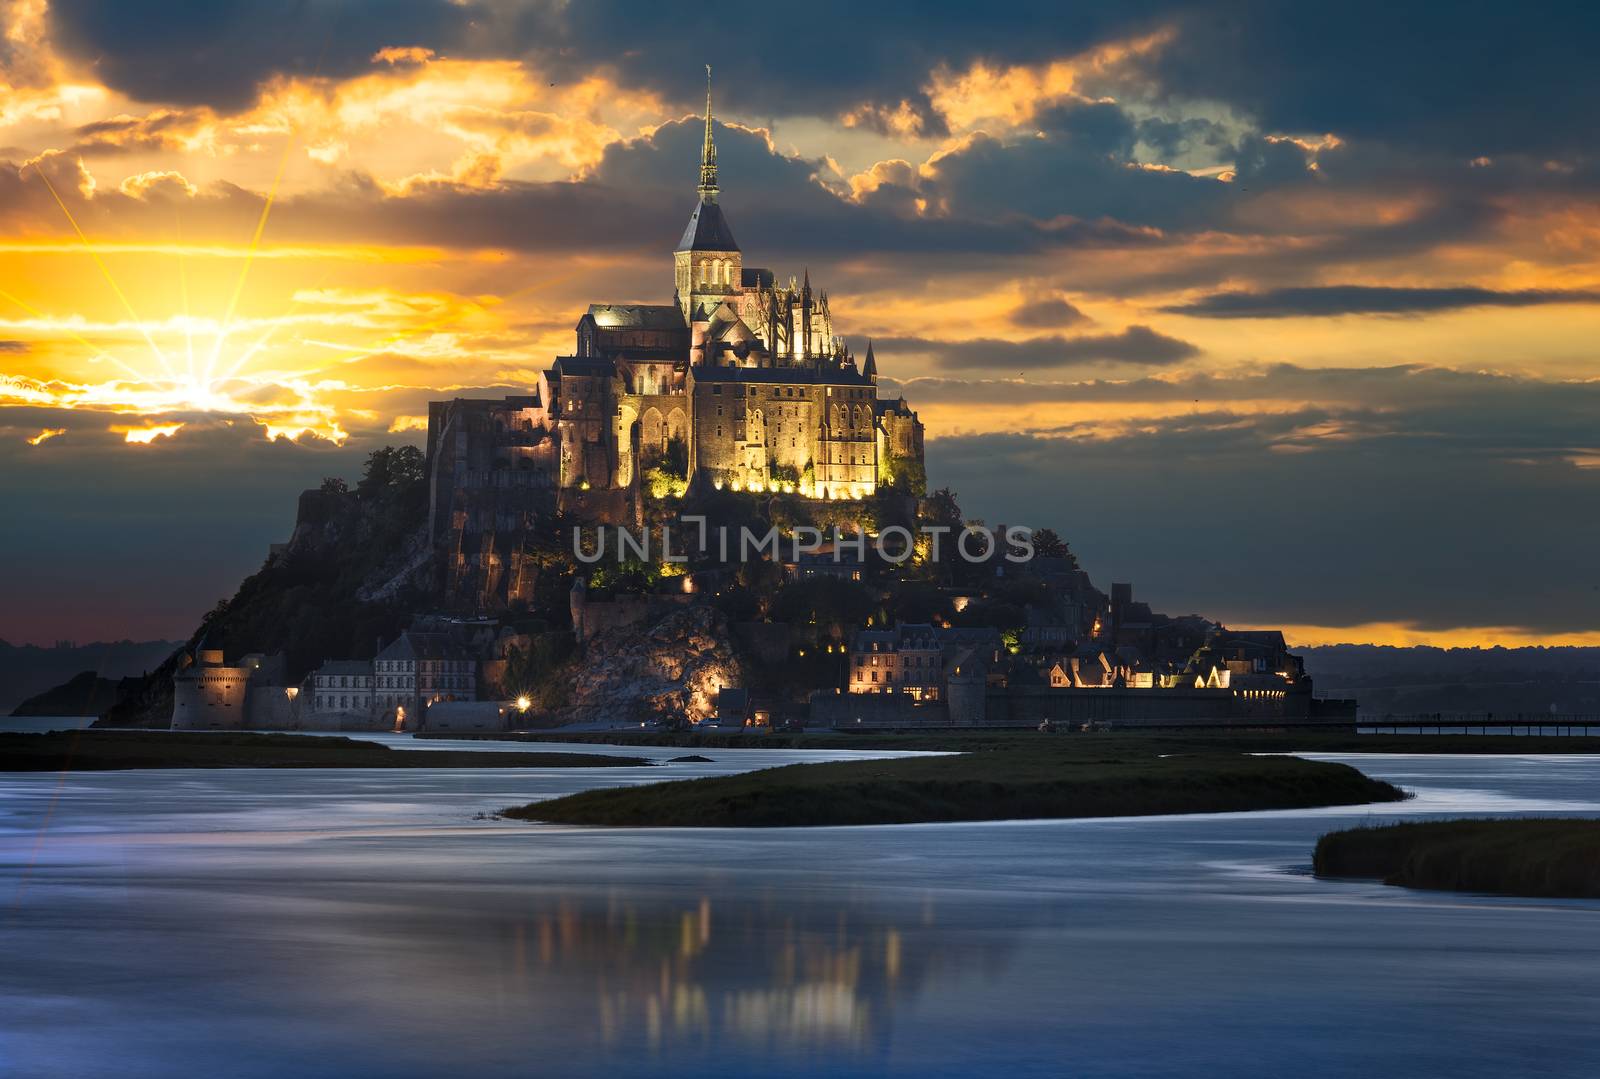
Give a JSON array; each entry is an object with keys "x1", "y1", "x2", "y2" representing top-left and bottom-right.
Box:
[{"x1": 553, "y1": 605, "x2": 741, "y2": 727}]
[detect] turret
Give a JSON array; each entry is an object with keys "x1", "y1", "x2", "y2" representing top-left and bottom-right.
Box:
[{"x1": 863, "y1": 340, "x2": 878, "y2": 382}]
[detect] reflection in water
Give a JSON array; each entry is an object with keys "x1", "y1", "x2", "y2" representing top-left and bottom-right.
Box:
[
  {"x1": 304, "y1": 886, "x2": 1010, "y2": 1065},
  {"x1": 4, "y1": 751, "x2": 1600, "y2": 1078}
]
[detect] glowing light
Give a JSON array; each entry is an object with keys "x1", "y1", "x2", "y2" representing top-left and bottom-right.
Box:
[
  {"x1": 262, "y1": 421, "x2": 348, "y2": 444},
  {"x1": 26, "y1": 428, "x2": 65, "y2": 446},
  {"x1": 515, "y1": 695, "x2": 531, "y2": 711},
  {"x1": 112, "y1": 423, "x2": 184, "y2": 443}
]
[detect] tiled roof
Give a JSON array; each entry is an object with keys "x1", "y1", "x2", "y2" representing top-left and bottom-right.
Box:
[
  {"x1": 676, "y1": 199, "x2": 740, "y2": 252},
  {"x1": 375, "y1": 632, "x2": 472, "y2": 663},
  {"x1": 315, "y1": 660, "x2": 372, "y2": 676},
  {"x1": 587, "y1": 303, "x2": 686, "y2": 330},
  {"x1": 552, "y1": 355, "x2": 616, "y2": 378}
]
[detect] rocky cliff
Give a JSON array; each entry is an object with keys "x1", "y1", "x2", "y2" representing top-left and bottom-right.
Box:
[{"x1": 548, "y1": 605, "x2": 742, "y2": 727}]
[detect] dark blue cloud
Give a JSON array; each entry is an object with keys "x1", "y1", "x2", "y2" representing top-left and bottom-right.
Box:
[
  {"x1": 1139, "y1": 1, "x2": 1600, "y2": 158},
  {"x1": 878, "y1": 326, "x2": 1200, "y2": 370},
  {"x1": 927, "y1": 383, "x2": 1600, "y2": 634},
  {"x1": 1165, "y1": 285, "x2": 1600, "y2": 318},
  {"x1": 1009, "y1": 297, "x2": 1089, "y2": 329},
  {"x1": 47, "y1": 0, "x2": 482, "y2": 109}
]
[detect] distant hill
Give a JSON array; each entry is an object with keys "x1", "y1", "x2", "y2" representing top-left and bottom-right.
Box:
[
  {"x1": 1300, "y1": 645, "x2": 1600, "y2": 716},
  {"x1": 0, "y1": 640, "x2": 179, "y2": 715},
  {"x1": 11, "y1": 671, "x2": 126, "y2": 716}
]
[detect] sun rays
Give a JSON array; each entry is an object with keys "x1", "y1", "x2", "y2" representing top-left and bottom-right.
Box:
[{"x1": 1, "y1": 139, "x2": 533, "y2": 447}]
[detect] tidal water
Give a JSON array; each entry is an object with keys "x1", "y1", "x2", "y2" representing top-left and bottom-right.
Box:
[{"x1": 3, "y1": 746, "x2": 1600, "y2": 1078}]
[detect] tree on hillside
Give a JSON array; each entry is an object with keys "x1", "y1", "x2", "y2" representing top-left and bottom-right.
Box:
[
  {"x1": 357, "y1": 445, "x2": 425, "y2": 499},
  {"x1": 1030, "y1": 527, "x2": 1068, "y2": 560},
  {"x1": 919, "y1": 487, "x2": 963, "y2": 533}
]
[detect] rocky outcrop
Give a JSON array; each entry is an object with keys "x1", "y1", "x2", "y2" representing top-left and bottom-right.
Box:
[{"x1": 551, "y1": 604, "x2": 741, "y2": 727}]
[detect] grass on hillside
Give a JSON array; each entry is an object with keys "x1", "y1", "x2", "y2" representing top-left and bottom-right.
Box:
[
  {"x1": 1314, "y1": 819, "x2": 1600, "y2": 899},
  {"x1": 0, "y1": 730, "x2": 647, "y2": 771},
  {"x1": 505, "y1": 747, "x2": 1407, "y2": 827}
]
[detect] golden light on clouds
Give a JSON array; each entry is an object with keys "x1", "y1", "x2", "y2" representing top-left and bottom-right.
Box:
[
  {"x1": 1265, "y1": 623, "x2": 1600, "y2": 649},
  {"x1": 3, "y1": 2, "x2": 1599, "y2": 647},
  {"x1": 925, "y1": 28, "x2": 1174, "y2": 131},
  {"x1": 111, "y1": 421, "x2": 183, "y2": 443}
]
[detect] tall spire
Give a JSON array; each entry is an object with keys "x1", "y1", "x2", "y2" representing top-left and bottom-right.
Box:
[{"x1": 697, "y1": 64, "x2": 718, "y2": 204}]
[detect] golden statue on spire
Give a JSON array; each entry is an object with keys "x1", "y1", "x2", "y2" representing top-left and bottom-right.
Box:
[{"x1": 698, "y1": 64, "x2": 718, "y2": 203}]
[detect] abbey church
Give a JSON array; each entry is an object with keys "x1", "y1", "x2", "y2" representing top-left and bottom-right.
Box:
[{"x1": 425, "y1": 74, "x2": 926, "y2": 607}]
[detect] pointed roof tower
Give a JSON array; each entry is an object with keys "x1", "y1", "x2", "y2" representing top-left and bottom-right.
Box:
[
  {"x1": 863, "y1": 339, "x2": 878, "y2": 381},
  {"x1": 678, "y1": 65, "x2": 739, "y2": 253},
  {"x1": 697, "y1": 63, "x2": 718, "y2": 204}
]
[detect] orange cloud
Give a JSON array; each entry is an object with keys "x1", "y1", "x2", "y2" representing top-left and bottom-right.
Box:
[{"x1": 925, "y1": 29, "x2": 1173, "y2": 131}]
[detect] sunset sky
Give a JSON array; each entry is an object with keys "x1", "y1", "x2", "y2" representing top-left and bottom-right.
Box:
[{"x1": 2, "y1": 1, "x2": 1597, "y2": 647}]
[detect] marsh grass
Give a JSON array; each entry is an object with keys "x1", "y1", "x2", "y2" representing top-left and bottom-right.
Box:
[
  {"x1": 1, "y1": 730, "x2": 647, "y2": 771},
  {"x1": 1315, "y1": 819, "x2": 1600, "y2": 898},
  {"x1": 507, "y1": 748, "x2": 1406, "y2": 827}
]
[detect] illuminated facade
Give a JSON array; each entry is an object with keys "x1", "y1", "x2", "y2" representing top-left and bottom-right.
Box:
[{"x1": 425, "y1": 73, "x2": 924, "y2": 607}]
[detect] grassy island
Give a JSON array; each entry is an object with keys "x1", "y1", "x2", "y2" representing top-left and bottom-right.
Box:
[
  {"x1": 0, "y1": 730, "x2": 648, "y2": 771},
  {"x1": 1314, "y1": 819, "x2": 1600, "y2": 899},
  {"x1": 504, "y1": 748, "x2": 1406, "y2": 827}
]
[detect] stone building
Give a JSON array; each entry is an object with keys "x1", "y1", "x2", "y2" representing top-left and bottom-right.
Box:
[
  {"x1": 171, "y1": 650, "x2": 291, "y2": 729},
  {"x1": 850, "y1": 624, "x2": 946, "y2": 700},
  {"x1": 305, "y1": 660, "x2": 376, "y2": 728},
  {"x1": 374, "y1": 631, "x2": 477, "y2": 730},
  {"x1": 424, "y1": 73, "x2": 925, "y2": 609},
  {"x1": 848, "y1": 624, "x2": 1005, "y2": 702},
  {"x1": 830, "y1": 621, "x2": 1354, "y2": 728}
]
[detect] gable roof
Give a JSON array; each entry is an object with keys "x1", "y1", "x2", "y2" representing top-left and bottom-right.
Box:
[
  {"x1": 586, "y1": 304, "x2": 685, "y2": 330},
  {"x1": 314, "y1": 660, "x2": 372, "y2": 677},
  {"x1": 374, "y1": 632, "x2": 471, "y2": 663}
]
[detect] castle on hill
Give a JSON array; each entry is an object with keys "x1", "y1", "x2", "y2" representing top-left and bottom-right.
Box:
[{"x1": 425, "y1": 74, "x2": 925, "y2": 608}]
